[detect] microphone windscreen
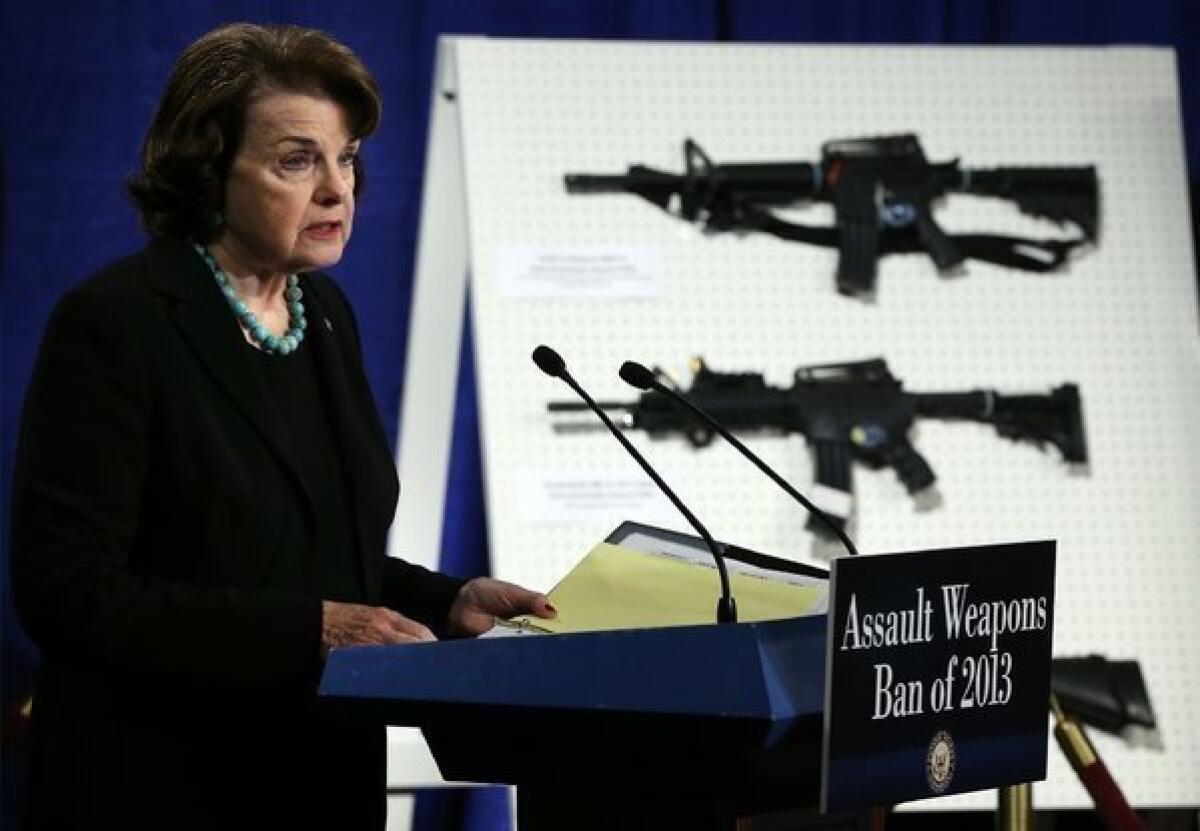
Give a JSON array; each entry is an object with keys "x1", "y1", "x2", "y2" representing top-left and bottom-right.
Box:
[
  {"x1": 619, "y1": 361, "x2": 657, "y2": 390},
  {"x1": 532, "y1": 345, "x2": 567, "y2": 378}
]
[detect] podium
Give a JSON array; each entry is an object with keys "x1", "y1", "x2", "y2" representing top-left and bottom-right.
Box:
[
  {"x1": 321, "y1": 534, "x2": 1055, "y2": 828},
  {"x1": 320, "y1": 616, "x2": 831, "y2": 829}
]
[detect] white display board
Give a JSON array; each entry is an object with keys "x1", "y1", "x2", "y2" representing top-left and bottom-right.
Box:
[{"x1": 394, "y1": 37, "x2": 1200, "y2": 811}]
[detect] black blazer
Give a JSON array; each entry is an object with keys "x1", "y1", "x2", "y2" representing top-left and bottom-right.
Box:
[{"x1": 10, "y1": 237, "x2": 464, "y2": 828}]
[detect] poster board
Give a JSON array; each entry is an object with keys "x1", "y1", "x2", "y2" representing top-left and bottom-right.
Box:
[{"x1": 393, "y1": 37, "x2": 1200, "y2": 809}]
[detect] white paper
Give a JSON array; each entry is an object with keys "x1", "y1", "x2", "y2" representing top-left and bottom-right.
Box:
[
  {"x1": 518, "y1": 468, "x2": 676, "y2": 525},
  {"x1": 617, "y1": 528, "x2": 829, "y2": 615},
  {"x1": 497, "y1": 244, "x2": 665, "y2": 298}
]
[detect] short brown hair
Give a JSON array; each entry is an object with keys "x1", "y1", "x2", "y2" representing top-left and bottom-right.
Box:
[{"x1": 127, "y1": 23, "x2": 381, "y2": 242}]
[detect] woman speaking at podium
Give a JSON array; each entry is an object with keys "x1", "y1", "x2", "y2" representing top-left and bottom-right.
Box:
[{"x1": 9, "y1": 23, "x2": 553, "y2": 829}]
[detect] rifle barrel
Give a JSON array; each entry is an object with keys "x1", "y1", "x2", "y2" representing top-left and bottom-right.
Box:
[
  {"x1": 548, "y1": 400, "x2": 633, "y2": 412},
  {"x1": 563, "y1": 173, "x2": 641, "y2": 194},
  {"x1": 551, "y1": 422, "x2": 611, "y2": 435}
]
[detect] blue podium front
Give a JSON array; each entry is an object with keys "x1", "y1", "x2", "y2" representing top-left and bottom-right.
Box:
[{"x1": 320, "y1": 616, "x2": 829, "y2": 827}]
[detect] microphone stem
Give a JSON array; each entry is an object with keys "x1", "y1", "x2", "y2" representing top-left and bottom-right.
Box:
[
  {"x1": 562, "y1": 373, "x2": 737, "y2": 623},
  {"x1": 656, "y1": 383, "x2": 860, "y2": 558}
]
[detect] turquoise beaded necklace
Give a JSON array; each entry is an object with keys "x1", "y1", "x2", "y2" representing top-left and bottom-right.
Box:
[{"x1": 193, "y1": 243, "x2": 307, "y2": 356}]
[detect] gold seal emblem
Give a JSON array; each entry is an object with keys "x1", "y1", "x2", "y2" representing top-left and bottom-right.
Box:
[{"x1": 926, "y1": 730, "x2": 956, "y2": 794}]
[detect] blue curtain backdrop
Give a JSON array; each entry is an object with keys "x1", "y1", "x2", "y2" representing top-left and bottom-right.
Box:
[{"x1": 2, "y1": 2, "x2": 1196, "y2": 829}]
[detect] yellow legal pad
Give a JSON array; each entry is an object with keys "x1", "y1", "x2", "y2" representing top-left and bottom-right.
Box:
[{"x1": 510, "y1": 542, "x2": 825, "y2": 634}]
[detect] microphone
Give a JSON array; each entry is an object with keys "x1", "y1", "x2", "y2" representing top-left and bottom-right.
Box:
[
  {"x1": 619, "y1": 360, "x2": 860, "y2": 558},
  {"x1": 532, "y1": 345, "x2": 737, "y2": 623}
]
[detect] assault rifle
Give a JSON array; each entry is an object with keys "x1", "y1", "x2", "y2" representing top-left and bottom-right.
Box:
[
  {"x1": 548, "y1": 358, "x2": 1087, "y2": 535},
  {"x1": 565, "y1": 135, "x2": 1099, "y2": 296}
]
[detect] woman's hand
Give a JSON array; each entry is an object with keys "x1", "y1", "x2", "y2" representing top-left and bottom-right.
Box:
[
  {"x1": 447, "y1": 578, "x2": 557, "y2": 637},
  {"x1": 321, "y1": 600, "x2": 436, "y2": 657}
]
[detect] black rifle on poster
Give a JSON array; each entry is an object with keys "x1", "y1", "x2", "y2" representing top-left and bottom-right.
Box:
[
  {"x1": 548, "y1": 358, "x2": 1088, "y2": 536},
  {"x1": 564, "y1": 135, "x2": 1099, "y2": 296}
]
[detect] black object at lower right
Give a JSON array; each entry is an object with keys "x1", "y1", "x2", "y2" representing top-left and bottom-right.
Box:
[{"x1": 1051, "y1": 655, "x2": 1157, "y2": 735}]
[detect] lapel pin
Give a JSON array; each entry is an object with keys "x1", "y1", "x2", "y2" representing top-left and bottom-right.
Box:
[{"x1": 324, "y1": 317, "x2": 333, "y2": 332}]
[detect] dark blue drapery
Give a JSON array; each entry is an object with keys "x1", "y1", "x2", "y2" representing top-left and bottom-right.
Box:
[{"x1": 2, "y1": 3, "x2": 1196, "y2": 829}]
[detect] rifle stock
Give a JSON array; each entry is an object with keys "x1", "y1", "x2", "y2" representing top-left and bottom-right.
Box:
[{"x1": 961, "y1": 167, "x2": 1099, "y2": 239}]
